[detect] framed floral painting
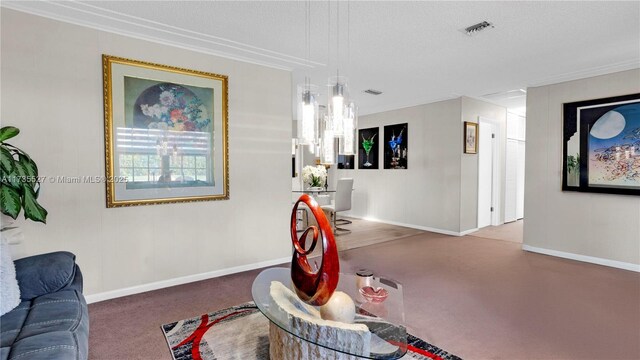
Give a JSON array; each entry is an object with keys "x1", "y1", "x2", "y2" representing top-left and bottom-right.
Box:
[{"x1": 102, "y1": 55, "x2": 228, "y2": 207}]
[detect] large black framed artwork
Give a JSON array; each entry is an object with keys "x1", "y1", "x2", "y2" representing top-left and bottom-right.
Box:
[
  {"x1": 562, "y1": 93, "x2": 640, "y2": 196},
  {"x1": 358, "y1": 127, "x2": 379, "y2": 169},
  {"x1": 383, "y1": 123, "x2": 408, "y2": 169}
]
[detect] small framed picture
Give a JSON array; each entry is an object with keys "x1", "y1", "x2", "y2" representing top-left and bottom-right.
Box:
[{"x1": 464, "y1": 121, "x2": 478, "y2": 154}]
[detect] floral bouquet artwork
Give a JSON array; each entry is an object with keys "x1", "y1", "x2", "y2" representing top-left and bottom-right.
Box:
[
  {"x1": 131, "y1": 81, "x2": 212, "y2": 132},
  {"x1": 302, "y1": 165, "x2": 327, "y2": 189}
]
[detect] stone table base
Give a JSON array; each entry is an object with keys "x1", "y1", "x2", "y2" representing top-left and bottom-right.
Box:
[{"x1": 268, "y1": 281, "x2": 371, "y2": 360}]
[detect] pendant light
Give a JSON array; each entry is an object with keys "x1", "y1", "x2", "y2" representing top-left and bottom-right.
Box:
[
  {"x1": 342, "y1": 101, "x2": 357, "y2": 155},
  {"x1": 320, "y1": 110, "x2": 335, "y2": 165},
  {"x1": 297, "y1": 0, "x2": 318, "y2": 150},
  {"x1": 297, "y1": 82, "x2": 319, "y2": 149},
  {"x1": 327, "y1": 0, "x2": 357, "y2": 156},
  {"x1": 328, "y1": 75, "x2": 347, "y2": 137}
]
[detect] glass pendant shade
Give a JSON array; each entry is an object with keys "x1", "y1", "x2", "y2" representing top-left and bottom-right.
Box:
[
  {"x1": 341, "y1": 102, "x2": 357, "y2": 156},
  {"x1": 320, "y1": 113, "x2": 335, "y2": 165},
  {"x1": 297, "y1": 84, "x2": 319, "y2": 146},
  {"x1": 328, "y1": 76, "x2": 349, "y2": 137}
]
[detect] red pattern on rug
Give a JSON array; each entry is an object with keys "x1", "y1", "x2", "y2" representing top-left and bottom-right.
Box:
[{"x1": 172, "y1": 310, "x2": 251, "y2": 360}]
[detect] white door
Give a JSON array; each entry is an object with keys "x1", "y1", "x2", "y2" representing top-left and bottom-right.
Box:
[
  {"x1": 504, "y1": 139, "x2": 518, "y2": 223},
  {"x1": 516, "y1": 141, "x2": 526, "y2": 219},
  {"x1": 477, "y1": 122, "x2": 494, "y2": 229}
]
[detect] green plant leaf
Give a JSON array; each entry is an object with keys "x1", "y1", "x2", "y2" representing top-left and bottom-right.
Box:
[
  {"x1": 18, "y1": 154, "x2": 38, "y2": 184},
  {"x1": 0, "y1": 127, "x2": 19, "y2": 142},
  {"x1": 14, "y1": 160, "x2": 26, "y2": 176},
  {"x1": 0, "y1": 146, "x2": 14, "y2": 174},
  {"x1": 0, "y1": 184, "x2": 21, "y2": 219},
  {"x1": 22, "y1": 184, "x2": 47, "y2": 223}
]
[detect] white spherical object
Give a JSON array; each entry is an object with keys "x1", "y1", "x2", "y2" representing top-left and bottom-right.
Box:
[{"x1": 320, "y1": 291, "x2": 356, "y2": 323}]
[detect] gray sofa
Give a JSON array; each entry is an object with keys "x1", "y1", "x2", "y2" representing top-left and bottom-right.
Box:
[{"x1": 0, "y1": 252, "x2": 89, "y2": 360}]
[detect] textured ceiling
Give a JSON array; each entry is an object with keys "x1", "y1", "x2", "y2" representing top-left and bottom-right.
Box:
[{"x1": 3, "y1": 1, "x2": 639, "y2": 116}]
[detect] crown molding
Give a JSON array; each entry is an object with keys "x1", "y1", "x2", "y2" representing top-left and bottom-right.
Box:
[
  {"x1": 1, "y1": 1, "x2": 326, "y2": 72},
  {"x1": 528, "y1": 59, "x2": 640, "y2": 88},
  {"x1": 358, "y1": 94, "x2": 461, "y2": 117}
]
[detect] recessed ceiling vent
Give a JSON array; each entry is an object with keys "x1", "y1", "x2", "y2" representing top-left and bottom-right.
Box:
[
  {"x1": 463, "y1": 21, "x2": 494, "y2": 36},
  {"x1": 364, "y1": 89, "x2": 383, "y2": 95}
]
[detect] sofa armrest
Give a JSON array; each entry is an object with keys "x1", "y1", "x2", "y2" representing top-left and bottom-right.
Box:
[{"x1": 14, "y1": 251, "x2": 78, "y2": 301}]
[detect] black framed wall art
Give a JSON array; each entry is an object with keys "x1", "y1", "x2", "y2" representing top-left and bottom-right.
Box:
[
  {"x1": 383, "y1": 123, "x2": 408, "y2": 169},
  {"x1": 562, "y1": 93, "x2": 640, "y2": 196},
  {"x1": 358, "y1": 127, "x2": 379, "y2": 169},
  {"x1": 338, "y1": 155, "x2": 355, "y2": 169}
]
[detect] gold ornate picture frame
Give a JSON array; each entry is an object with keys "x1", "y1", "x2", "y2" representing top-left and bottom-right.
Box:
[
  {"x1": 463, "y1": 121, "x2": 478, "y2": 154},
  {"x1": 102, "y1": 55, "x2": 229, "y2": 207}
]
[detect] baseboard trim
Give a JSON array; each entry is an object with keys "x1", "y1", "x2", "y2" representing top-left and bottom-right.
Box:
[
  {"x1": 85, "y1": 256, "x2": 290, "y2": 304},
  {"x1": 522, "y1": 245, "x2": 640, "y2": 272},
  {"x1": 344, "y1": 214, "x2": 466, "y2": 237},
  {"x1": 459, "y1": 228, "x2": 480, "y2": 236}
]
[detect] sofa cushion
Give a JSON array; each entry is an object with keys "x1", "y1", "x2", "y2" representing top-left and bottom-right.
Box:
[
  {"x1": 0, "y1": 301, "x2": 30, "y2": 348},
  {"x1": 3, "y1": 289, "x2": 89, "y2": 360},
  {"x1": 7, "y1": 331, "x2": 80, "y2": 360},
  {"x1": 14, "y1": 252, "x2": 77, "y2": 301}
]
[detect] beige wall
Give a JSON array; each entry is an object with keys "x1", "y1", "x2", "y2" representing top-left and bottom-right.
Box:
[
  {"x1": 524, "y1": 69, "x2": 640, "y2": 266},
  {"x1": 338, "y1": 98, "x2": 464, "y2": 233},
  {"x1": 339, "y1": 97, "x2": 507, "y2": 234},
  {"x1": 1, "y1": 9, "x2": 293, "y2": 297}
]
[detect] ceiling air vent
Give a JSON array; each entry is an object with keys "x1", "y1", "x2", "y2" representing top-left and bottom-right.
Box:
[
  {"x1": 364, "y1": 89, "x2": 383, "y2": 95},
  {"x1": 462, "y1": 21, "x2": 494, "y2": 36}
]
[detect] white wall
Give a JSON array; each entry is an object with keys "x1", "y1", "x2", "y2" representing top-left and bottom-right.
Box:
[
  {"x1": 525, "y1": 69, "x2": 640, "y2": 267},
  {"x1": 1, "y1": 9, "x2": 293, "y2": 298},
  {"x1": 338, "y1": 98, "x2": 464, "y2": 234}
]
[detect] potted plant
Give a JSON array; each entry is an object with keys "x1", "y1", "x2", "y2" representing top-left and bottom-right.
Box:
[{"x1": 0, "y1": 126, "x2": 47, "y2": 229}]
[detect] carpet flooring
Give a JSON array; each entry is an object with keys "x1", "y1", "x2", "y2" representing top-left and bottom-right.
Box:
[
  {"x1": 334, "y1": 217, "x2": 425, "y2": 251},
  {"x1": 89, "y1": 225, "x2": 640, "y2": 360},
  {"x1": 470, "y1": 220, "x2": 523, "y2": 243}
]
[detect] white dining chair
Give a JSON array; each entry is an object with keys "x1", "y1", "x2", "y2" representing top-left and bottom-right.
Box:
[{"x1": 321, "y1": 178, "x2": 354, "y2": 234}]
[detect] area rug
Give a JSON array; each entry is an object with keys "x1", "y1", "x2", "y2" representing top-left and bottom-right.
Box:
[{"x1": 162, "y1": 302, "x2": 461, "y2": 360}]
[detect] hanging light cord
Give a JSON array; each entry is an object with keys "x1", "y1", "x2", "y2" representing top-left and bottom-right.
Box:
[
  {"x1": 306, "y1": 0, "x2": 311, "y2": 90},
  {"x1": 336, "y1": 0, "x2": 340, "y2": 78},
  {"x1": 347, "y1": 0, "x2": 350, "y2": 77}
]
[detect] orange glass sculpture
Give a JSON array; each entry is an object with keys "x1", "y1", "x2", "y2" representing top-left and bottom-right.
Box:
[{"x1": 290, "y1": 194, "x2": 339, "y2": 306}]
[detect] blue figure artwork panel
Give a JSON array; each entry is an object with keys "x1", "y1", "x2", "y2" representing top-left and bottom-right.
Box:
[{"x1": 384, "y1": 123, "x2": 408, "y2": 169}]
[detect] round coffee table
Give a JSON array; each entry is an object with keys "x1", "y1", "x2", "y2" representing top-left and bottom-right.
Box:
[{"x1": 251, "y1": 267, "x2": 407, "y2": 360}]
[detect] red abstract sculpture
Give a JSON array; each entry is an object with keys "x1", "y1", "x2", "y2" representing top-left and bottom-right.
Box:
[{"x1": 290, "y1": 194, "x2": 340, "y2": 306}]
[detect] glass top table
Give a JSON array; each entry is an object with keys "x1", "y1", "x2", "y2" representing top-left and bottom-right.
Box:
[
  {"x1": 292, "y1": 189, "x2": 336, "y2": 194},
  {"x1": 251, "y1": 267, "x2": 407, "y2": 359}
]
